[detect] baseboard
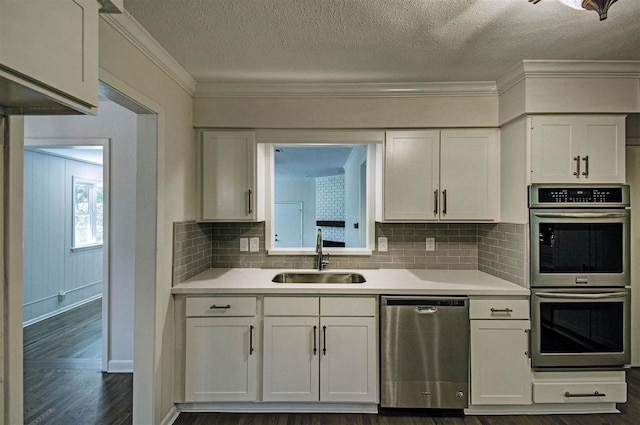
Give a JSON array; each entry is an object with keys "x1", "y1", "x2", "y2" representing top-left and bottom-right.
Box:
[
  {"x1": 23, "y1": 294, "x2": 102, "y2": 327},
  {"x1": 176, "y1": 402, "x2": 379, "y2": 414},
  {"x1": 107, "y1": 360, "x2": 133, "y2": 373},
  {"x1": 161, "y1": 405, "x2": 180, "y2": 425}
]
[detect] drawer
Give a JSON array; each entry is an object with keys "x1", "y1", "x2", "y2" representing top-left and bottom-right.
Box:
[
  {"x1": 320, "y1": 296, "x2": 376, "y2": 316},
  {"x1": 469, "y1": 298, "x2": 529, "y2": 319},
  {"x1": 533, "y1": 381, "x2": 627, "y2": 404},
  {"x1": 264, "y1": 296, "x2": 319, "y2": 316},
  {"x1": 186, "y1": 296, "x2": 257, "y2": 317}
]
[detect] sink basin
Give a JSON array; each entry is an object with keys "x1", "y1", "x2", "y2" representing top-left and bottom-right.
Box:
[{"x1": 272, "y1": 272, "x2": 366, "y2": 284}]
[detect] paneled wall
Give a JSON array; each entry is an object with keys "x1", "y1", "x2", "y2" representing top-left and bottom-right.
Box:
[{"x1": 23, "y1": 150, "x2": 103, "y2": 324}]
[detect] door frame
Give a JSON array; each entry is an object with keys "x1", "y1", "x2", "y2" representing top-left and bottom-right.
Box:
[
  {"x1": 23, "y1": 138, "x2": 110, "y2": 372},
  {"x1": 4, "y1": 68, "x2": 162, "y2": 424}
]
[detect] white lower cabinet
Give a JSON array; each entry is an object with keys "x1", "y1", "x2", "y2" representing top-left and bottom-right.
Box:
[
  {"x1": 469, "y1": 298, "x2": 532, "y2": 406},
  {"x1": 533, "y1": 371, "x2": 627, "y2": 404},
  {"x1": 263, "y1": 296, "x2": 378, "y2": 403},
  {"x1": 184, "y1": 297, "x2": 258, "y2": 402}
]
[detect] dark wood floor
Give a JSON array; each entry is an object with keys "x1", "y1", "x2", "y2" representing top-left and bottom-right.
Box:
[
  {"x1": 23, "y1": 299, "x2": 133, "y2": 425},
  {"x1": 175, "y1": 367, "x2": 640, "y2": 425}
]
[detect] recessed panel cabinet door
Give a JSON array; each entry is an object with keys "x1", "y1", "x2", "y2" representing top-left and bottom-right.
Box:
[
  {"x1": 470, "y1": 320, "x2": 532, "y2": 405},
  {"x1": 320, "y1": 317, "x2": 377, "y2": 403},
  {"x1": 384, "y1": 131, "x2": 440, "y2": 221},
  {"x1": 263, "y1": 316, "x2": 320, "y2": 402},
  {"x1": 0, "y1": 0, "x2": 99, "y2": 107},
  {"x1": 440, "y1": 129, "x2": 499, "y2": 221},
  {"x1": 185, "y1": 317, "x2": 257, "y2": 402},
  {"x1": 201, "y1": 131, "x2": 255, "y2": 220},
  {"x1": 530, "y1": 115, "x2": 625, "y2": 184}
]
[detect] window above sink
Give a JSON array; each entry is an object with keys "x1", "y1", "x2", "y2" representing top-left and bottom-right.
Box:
[{"x1": 257, "y1": 130, "x2": 384, "y2": 256}]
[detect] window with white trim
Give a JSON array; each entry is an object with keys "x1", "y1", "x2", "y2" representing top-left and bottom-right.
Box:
[{"x1": 72, "y1": 177, "x2": 103, "y2": 248}]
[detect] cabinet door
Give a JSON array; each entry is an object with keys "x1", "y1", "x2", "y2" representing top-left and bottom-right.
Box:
[
  {"x1": 580, "y1": 116, "x2": 625, "y2": 183},
  {"x1": 470, "y1": 320, "x2": 532, "y2": 405},
  {"x1": 440, "y1": 129, "x2": 499, "y2": 221},
  {"x1": 201, "y1": 131, "x2": 255, "y2": 220},
  {"x1": 384, "y1": 131, "x2": 440, "y2": 221},
  {"x1": 263, "y1": 317, "x2": 320, "y2": 402},
  {"x1": 185, "y1": 317, "x2": 257, "y2": 402},
  {"x1": 320, "y1": 317, "x2": 377, "y2": 403},
  {"x1": 530, "y1": 115, "x2": 625, "y2": 184},
  {"x1": 0, "y1": 0, "x2": 99, "y2": 107}
]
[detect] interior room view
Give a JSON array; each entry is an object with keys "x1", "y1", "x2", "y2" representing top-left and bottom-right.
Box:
[{"x1": 1, "y1": 1, "x2": 640, "y2": 425}]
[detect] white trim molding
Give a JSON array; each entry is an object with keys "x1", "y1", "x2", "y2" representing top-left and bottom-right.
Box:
[
  {"x1": 497, "y1": 60, "x2": 640, "y2": 94},
  {"x1": 100, "y1": 11, "x2": 197, "y2": 96},
  {"x1": 160, "y1": 406, "x2": 179, "y2": 425},
  {"x1": 107, "y1": 360, "x2": 134, "y2": 373},
  {"x1": 194, "y1": 81, "x2": 498, "y2": 99}
]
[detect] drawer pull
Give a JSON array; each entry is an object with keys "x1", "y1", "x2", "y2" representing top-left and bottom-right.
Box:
[
  {"x1": 564, "y1": 391, "x2": 606, "y2": 398},
  {"x1": 249, "y1": 325, "x2": 254, "y2": 355},
  {"x1": 209, "y1": 304, "x2": 231, "y2": 310},
  {"x1": 490, "y1": 308, "x2": 513, "y2": 314}
]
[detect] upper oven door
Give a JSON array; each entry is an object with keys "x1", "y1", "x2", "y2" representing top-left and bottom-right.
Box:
[{"x1": 530, "y1": 208, "x2": 630, "y2": 287}]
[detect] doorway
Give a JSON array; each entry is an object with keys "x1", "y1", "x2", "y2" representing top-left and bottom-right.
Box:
[{"x1": 274, "y1": 202, "x2": 303, "y2": 247}]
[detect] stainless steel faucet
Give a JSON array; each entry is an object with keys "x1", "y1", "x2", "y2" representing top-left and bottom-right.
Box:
[{"x1": 315, "y1": 229, "x2": 328, "y2": 271}]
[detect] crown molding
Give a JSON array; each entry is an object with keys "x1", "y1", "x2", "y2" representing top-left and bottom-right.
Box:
[
  {"x1": 100, "y1": 11, "x2": 197, "y2": 96},
  {"x1": 497, "y1": 60, "x2": 640, "y2": 94},
  {"x1": 193, "y1": 81, "x2": 498, "y2": 98}
]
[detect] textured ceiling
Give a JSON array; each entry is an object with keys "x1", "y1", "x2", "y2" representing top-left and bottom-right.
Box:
[{"x1": 123, "y1": 0, "x2": 640, "y2": 83}]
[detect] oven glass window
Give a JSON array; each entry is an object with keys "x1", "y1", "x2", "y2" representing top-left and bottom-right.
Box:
[
  {"x1": 538, "y1": 223, "x2": 623, "y2": 273},
  {"x1": 540, "y1": 302, "x2": 624, "y2": 353}
]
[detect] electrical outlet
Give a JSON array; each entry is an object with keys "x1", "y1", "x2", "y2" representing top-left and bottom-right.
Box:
[
  {"x1": 249, "y1": 237, "x2": 260, "y2": 252},
  {"x1": 426, "y1": 237, "x2": 435, "y2": 251},
  {"x1": 378, "y1": 237, "x2": 388, "y2": 252},
  {"x1": 240, "y1": 238, "x2": 249, "y2": 252}
]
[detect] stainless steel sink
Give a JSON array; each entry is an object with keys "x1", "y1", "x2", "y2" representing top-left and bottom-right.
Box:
[{"x1": 272, "y1": 272, "x2": 366, "y2": 284}]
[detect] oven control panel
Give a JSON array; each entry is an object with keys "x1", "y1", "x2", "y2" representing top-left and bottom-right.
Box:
[{"x1": 530, "y1": 184, "x2": 630, "y2": 207}]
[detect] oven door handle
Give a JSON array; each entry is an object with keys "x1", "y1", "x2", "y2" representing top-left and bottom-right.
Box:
[
  {"x1": 532, "y1": 212, "x2": 628, "y2": 219},
  {"x1": 534, "y1": 292, "x2": 628, "y2": 299}
]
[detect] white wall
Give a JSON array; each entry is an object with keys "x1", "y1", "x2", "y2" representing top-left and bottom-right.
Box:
[
  {"x1": 24, "y1": 101, "x2": 136, "y2": 369},
  {"x1": 627, "y1": 146, "x2": 640, "y2": 366},
  {"x1": 274, "y1": 176, "x2": 316, "y2": 247},
  {"x1": 344, "y1": 146, "x2": 367, "y2": 247},
  {"x1": 23, "y1": 151, "x2": 103, "y2": 324}
]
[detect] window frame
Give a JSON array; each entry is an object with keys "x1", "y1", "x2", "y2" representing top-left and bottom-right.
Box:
[{"x1": 71, "y1": 176, "x2": 104, "y2": 250}]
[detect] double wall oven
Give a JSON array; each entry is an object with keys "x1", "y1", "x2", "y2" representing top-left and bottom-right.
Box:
[{"x1": 529, "y1": 184, "x2": 631, "y2": 369}]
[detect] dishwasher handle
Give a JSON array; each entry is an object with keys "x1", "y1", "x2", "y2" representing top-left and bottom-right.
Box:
[{"x1": 416, "y1": 306, "x2": 438, "y2": 314}]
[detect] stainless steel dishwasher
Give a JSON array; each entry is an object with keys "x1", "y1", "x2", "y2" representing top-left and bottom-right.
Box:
[{"x1": 380, "y1": 296, "x2": 469, "y2": 409}]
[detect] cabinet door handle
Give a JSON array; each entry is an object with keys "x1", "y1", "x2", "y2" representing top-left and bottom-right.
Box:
[
  {"x1": 247, "y1": 189, "x2": 253, "y2": 214},
  {"x1": 573, "y1": 156, "x2": 580, "y2": 177},
  {"x1": 433, "y1": 190, "x2": 438, "y2": 216},
  {"x1": 322, "y1": 325, "x2": 327, "y2": 355},
  {"x1": 209, "y1": 304, "x2": 231, "y2": 310},
  {"x1": 442, "y1": 189, "x2": 447, "y2": 215},
  {"x1": 525, "y1": 329, "x2": 531, "y2": 358},
  {"x1": 313, "y1": 325, "x2": 317, "y2": 355},
  {"x1": 564, "y1": 391, "x2": 606, "y2": 398},
  {"x1": 249, "y1": 325, "x2": 254, "y2": 355},
  {"x1": 582, "y1": 155, "x2": 589, "y2": 177}
]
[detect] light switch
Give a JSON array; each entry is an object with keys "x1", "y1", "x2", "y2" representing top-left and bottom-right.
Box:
[
  {"x1": 239, "y1": 238, "x2": 249, "y2": 251},
  {"x1": 249, "y1": 237, "x2": 260, "y2": 252},
  {"x1": 426, "y1": 237, "x2": 435, "y2": 251},
  {"x1": 378, "y1": 237, "x2": 388, "y2": 252}
]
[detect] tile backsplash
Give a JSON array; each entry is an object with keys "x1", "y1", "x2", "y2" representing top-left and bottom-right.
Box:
[{"x1": 172, "y1": 221, "x2": 527, "y2": 286}]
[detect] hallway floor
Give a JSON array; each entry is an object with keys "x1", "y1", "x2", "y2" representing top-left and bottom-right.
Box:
[{"x1": 23, "y1": 299, "x2": 132, "y2": 425}]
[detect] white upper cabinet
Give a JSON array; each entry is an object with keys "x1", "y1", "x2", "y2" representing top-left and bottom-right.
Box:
[
  {"x1": 530, "y1": 115, "x2": 626, "y2": 184},
  {"x1": 384, "y1": 129, "x2": 499, "y2": 221},
  {"x1": 198, "y1": 131, "x2": 263, "y2": 221},
  {"x1": 0, "y1": 0, "x2": 99, "y2": 113}
]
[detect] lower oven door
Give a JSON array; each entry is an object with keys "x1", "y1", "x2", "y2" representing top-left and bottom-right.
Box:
[{"x1": 531, "y1": 288, "x2": 630, "y2": 368}]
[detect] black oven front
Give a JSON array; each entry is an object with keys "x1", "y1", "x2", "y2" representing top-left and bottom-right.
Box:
[{"x1": 531, "y1": 288, "x2": 631, "y2": 368}]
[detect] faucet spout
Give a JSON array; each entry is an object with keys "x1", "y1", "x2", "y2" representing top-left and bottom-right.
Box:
[{"x1": 316, "y1": 229, "x2": 327, "y2": 271}]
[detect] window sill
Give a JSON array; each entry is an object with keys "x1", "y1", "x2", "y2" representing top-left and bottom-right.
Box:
[{"x1": 71, "y1": 243, "x2": 103, "y2": 252}]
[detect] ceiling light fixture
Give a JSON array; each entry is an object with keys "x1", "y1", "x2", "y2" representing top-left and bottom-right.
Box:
[{"x1": 528, "y1": 0, "x2": 618, "y2": 20}]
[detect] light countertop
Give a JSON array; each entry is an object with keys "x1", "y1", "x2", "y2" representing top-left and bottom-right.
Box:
[{"x1": 171, "y1": 268, "x2": 529, "y2": 296}]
